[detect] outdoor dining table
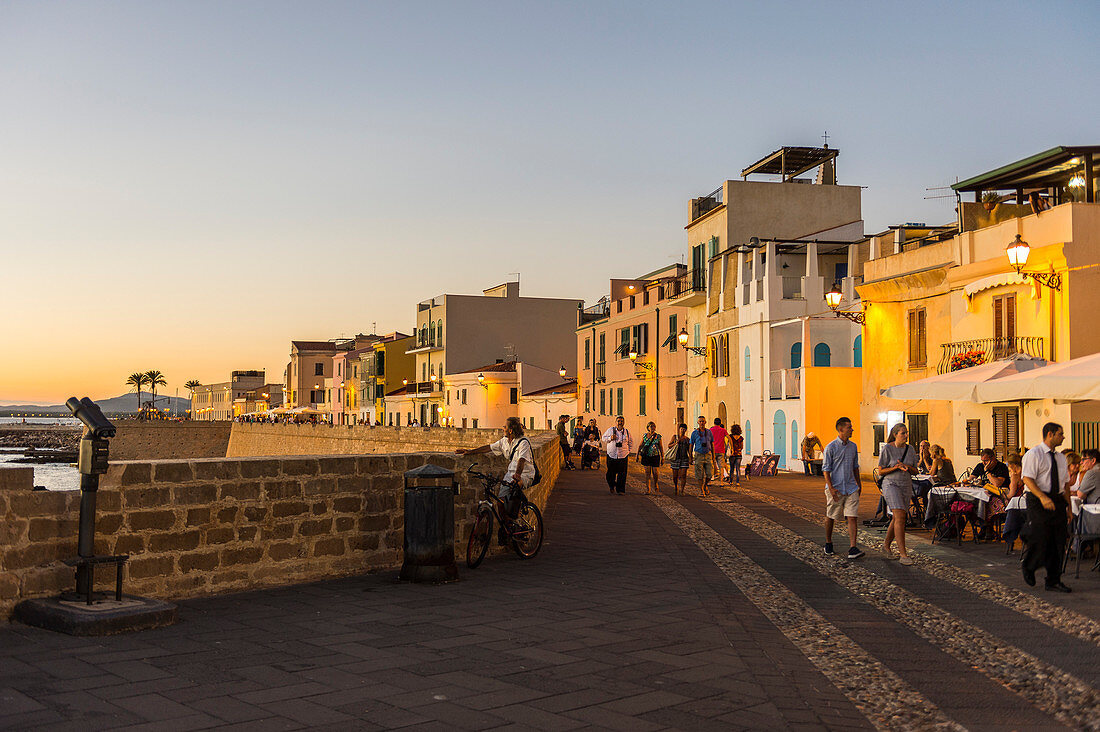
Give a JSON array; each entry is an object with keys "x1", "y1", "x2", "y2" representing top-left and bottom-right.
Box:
[{"x1": 924, "y1": 484, "x2": 991, "y2": 523}]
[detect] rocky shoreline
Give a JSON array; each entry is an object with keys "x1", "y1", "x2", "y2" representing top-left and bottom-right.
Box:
[{"x1": 0, "y1": 426, "x2": 81, "y2": 451}]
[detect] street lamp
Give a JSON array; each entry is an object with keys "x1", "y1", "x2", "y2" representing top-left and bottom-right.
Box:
[
  {"x1": 477, "y1": 373, "x2": 487, "y2": 388},
  {"x1": 1006, "y1": 234, "x2": 1061, "y2": 290},
  {"x1": 826, "y1": 284, "x2": 866, "y2": 325},
  {"x1": 629, "y1": 350, "x2": 653, "y2": 371},
  {"x1": 559, "y1": 365, "x2": 567, "y2": 378},
  {"x1": 675, "y1": 328, "x2": 707, "y2": 356}
]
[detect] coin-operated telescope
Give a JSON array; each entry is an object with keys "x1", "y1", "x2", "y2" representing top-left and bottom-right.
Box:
[
  {"x1": 14, "y1": 398, "x2": 176, "y2": 634},
  {"x1": 65, "y1": 397, "x2": 119, "y2": 600}
]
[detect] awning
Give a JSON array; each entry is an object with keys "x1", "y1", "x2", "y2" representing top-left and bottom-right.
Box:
[
  {"x1": 880, "y1": 354, "x2": 1047, "y2": 402},
  {"x1": 974, "y1": 352, "x2": 1100, "y2": 403}
]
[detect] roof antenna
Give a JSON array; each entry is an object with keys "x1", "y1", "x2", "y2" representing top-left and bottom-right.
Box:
[{"x1": 822, "y1": 130, "x2": 829, "y2": 149}]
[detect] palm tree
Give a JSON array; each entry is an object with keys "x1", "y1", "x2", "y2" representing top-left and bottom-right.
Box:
[
  {"x1": 145, "y1": 370, "x2": 167, "y2": 416},
  {"x1": 184, "y1": 379, "x2": 201, "y2": 419},
  {"x1": 126, "y1": 372, "x2": 148, "y2": 413}
]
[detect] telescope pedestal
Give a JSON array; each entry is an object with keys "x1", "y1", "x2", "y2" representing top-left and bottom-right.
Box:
[{"x1": 14, "y1": 595, "x2": 177, "y2": 636}]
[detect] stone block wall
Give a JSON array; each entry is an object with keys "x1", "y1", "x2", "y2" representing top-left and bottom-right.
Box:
[
  {"x1": 111, "y1": 422, "x2": 234, "y2": 460},
  {"x1": 0, "y1": 433, "x2": 561, "y2": 620},
  {"x1": 225, "y1": 422, "x2": 549, "y2": 458}
]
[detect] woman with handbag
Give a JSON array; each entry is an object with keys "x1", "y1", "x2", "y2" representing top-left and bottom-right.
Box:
[
  {"x1": 878, "y1": 423, "x2": 918, "y2": 565},
  {"x1": 637, "y1": 421, "x2": 663, "y2": 495},
  {"x1": 666, "y1": 423, "x2": 691, "y2": 496}
]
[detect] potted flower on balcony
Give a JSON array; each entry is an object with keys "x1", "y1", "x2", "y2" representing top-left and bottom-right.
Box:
[
  {"x1": 950, "y1": 350, "x2": 986, "y2": 371},
  {"x1": 981, "y1": 191, "x2": 1003, "y2": 211}
]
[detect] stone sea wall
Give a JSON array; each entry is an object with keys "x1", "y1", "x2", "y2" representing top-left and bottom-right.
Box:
[
  {"x1": 225, "y1": 423, "x2": 550, "y2": 457},
  {"x1": 0, "y1": 432, "x2": 561, "y2": 620}
]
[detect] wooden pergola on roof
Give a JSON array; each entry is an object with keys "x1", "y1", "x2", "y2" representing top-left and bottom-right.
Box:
[
  {"x1": 741, "y1": 146, "x2": 839, "y2": 181},
  {"x1": 952, "y1": 145, "x2": 1098, "y2": 203}
]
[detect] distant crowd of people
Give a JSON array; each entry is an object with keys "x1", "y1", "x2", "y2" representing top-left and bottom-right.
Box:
[{"x1": 555, "y1": 414, "x2": 744, "y2": 497}]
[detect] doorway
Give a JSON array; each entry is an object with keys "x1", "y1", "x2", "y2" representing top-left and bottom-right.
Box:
[{"x1": 773, "y1": 410, "x2": 787, "y2": 469}]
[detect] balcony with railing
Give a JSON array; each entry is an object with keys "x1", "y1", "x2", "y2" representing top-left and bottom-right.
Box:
[
  {"x1": 406, "y1": 380, "x2": 443, "y2": 396},
  {"x1": 936, "y1": 337, "x2": 1045, "y2": 374},
  {"x1": 781, "y1": 276, "x2": 804, "y2": 300},
  {"x1": 579, "y1": 299, "x2": 610, "y2": 325},
  {"x1": 594, "y1": 361, "x2": 607, "y2": 383},
  {"x1": 769, "y1": 368, "x2": 802, "y2": 400},
  {"x1": 690, "y1": 186, "x2": 724, "y2": 223},
  {"x1": 667, "y1": 269, "x2": 706, "y2": 306}
]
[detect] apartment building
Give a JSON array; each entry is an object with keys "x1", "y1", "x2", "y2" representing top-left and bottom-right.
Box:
[
  {"x1": 285, "y1": 334, "x2": 379, "y2": 419},
  {"x1": 859, "y1": 145, "x2": 1100, "y2": 466},
  {"x1": 672, "y1": 146, "x2": 865, "y2": 468},
  {"x1": 576, "y1": 267, "x2": 691, "y2": 441},
  {"x1": 358, "y1": 332, "x2": 414, "y2": 424},
  {"x1": 402, "y1": 281, "x2": 581, "y2": 426},
  {"x1": 192, "y1": 370, "x2": 268, "y2": 421}
]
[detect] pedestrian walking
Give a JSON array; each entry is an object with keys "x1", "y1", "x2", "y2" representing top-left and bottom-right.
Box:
[
  {"x1": 878, "y1": 423, "x2": 917, "y2": 565},
  {"x1": 637, "y1": 421, "x2": 663, "y2": 495},
  {"x1": 602, "y1": 416, "x2": 632, "y2": 495},
  {"x1": 729, "y1": 424, "x2": 744, "y2": 486},
  {"x1": 667, "y1": 423, "x2": 691, "y2": 495},
  {"x1": 690, "y1": 416, "x2": 714, "y2": 497},
  {"x1": 1020, "y1": 422, "x2": 1072, "y2": 592},
  {"x1": 823, "y1": 416, "x2": 864, "y2": 559},
  {"x1": 710, "y1": 418, "x2": 729, "y2": 483},
  {"x1": 556, "y1": 414, "x2": 575, "y2": 470}
]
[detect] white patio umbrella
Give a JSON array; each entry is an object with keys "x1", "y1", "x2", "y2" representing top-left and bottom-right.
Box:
[
  {"x1": 880, "y1": 354, "x2": 1048, "y2": 402},
  {"x1": 974, "y1": 351, "x2": 1100, "y2": 403}
]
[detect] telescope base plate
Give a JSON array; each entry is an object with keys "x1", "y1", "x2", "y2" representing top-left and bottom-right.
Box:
[{"x1": 14, "y1": 594, "x2": 177, "y2": 636}]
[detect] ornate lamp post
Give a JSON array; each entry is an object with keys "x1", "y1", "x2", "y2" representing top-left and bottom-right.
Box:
[
  {"x1": 826, "y1": 285, "x2": 866, "y2": 324},
  {"x1": 1006, "y1": 234, "x2": 1061, "y2": 290},
  {"x1": 676, "y1": 328, "x2": 707, "y2": 356}
]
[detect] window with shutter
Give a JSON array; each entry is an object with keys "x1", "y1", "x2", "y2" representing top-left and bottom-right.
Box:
[
  {"x1": 966, "y1": 420, "x2": 981, "y2": 455},
  {"x1": 992, "y1": 407, "x2": 1020, "y2": 460},
  {"x1": 908, "y1": 308, "x2": 927, "y2": 367},
  {"x1": 993, "y1": 294, "x2": 1016, "y2": 357}
]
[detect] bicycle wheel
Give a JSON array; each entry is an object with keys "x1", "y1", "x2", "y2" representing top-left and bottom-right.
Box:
[
  {"x1": 511, "y1": 503, "x2": 544, "y2": 559},
  {"x1": 467, "y1": 508, "x2": 493, "y2": 569}
]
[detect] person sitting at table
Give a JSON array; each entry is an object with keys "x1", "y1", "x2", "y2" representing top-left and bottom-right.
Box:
[
  {"x1": 917, "y1": 440, "x2": 933, "y2": 474},
  {"x1": 1002, "y1": 453, "x2": 1027, "y2": 551},
  {"x1": 974, "y1": 449, "x2": 1009, "y2": 492},
  {"x1": 1076, "y1": 449, "x2": 1100, "y2": 504},
  {"x1": 1006, "y1": 453, "x2": 1025, "y2": 499},
  {"x1": 1064, "y1": 450, "x2": 1082, "y2": 491},
  {"x1": 930, "y1": 444, "x2": 956, "y2": 485}
]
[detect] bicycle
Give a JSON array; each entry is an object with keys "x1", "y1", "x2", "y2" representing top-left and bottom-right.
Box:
[{"x1": 465, "y1": 464, "x2": 544, "y2": 568}]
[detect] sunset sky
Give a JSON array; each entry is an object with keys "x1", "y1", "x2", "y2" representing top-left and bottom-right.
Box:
[{"x1": 3, "y1": 1, "x2": 1098, "y2": 404}]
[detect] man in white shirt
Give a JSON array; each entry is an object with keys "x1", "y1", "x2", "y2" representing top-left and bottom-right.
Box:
[
  {"x1": 602, "y1": 416, "x2": 633, "y2": 495},
  {"x1": 457, "y1": 417, "x2": 534, "y2": 523},
  {"x1": 1020, "y1": 421, "x2": 1072, "y2": 592}
]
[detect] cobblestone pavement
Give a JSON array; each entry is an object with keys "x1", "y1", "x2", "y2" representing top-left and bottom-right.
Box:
[{"x1": 2, "y1": 467, "x2": 1099, "y2": 730}]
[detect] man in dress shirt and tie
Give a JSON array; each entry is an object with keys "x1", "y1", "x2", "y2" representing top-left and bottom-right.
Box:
[
  {"x1": 1020, "y1": 422, "x2": 1073, "y2": 592},
  {"x1": 602, "y1": 416, "x2": 633, "y2": 495}
]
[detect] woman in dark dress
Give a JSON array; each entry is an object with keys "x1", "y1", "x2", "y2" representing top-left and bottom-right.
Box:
[
  {"x1": 666, "y1": 423, "x2": 691, "y2": 496},
  {"x1": 637, "y1": 421, "x2": 663, "y2": 495}
]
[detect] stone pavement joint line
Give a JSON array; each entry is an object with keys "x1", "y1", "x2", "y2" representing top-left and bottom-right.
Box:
[
  {"x1": 646, "y1": 493, "x2": 964, "y2": 732},
  {"x1": 731, "y1": 483, "x2": 1100, "y2": 647},
  {"x1": 702, "y1": 494, "x2": 1100, "y2": 731}
]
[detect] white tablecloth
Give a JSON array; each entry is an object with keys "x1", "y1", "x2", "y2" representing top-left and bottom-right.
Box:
[
  {"x1": 1007, "y1": 496, "x2": 1027, "y2": 511},
  {"x1": 1071, "y1": 496, "x2": 1100, "y2": 516},
  {"x1": 925, "y1": 486, "x2": 990, "y2": 522}
]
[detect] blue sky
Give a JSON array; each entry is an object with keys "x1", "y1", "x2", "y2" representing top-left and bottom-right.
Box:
[{"x1": 2, "y1": 1, "x2": 1098, "y2": 402}]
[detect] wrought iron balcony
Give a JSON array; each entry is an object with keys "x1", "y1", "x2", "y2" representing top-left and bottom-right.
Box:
[
  {"x1": 667, "y1": 269, "x2": 706, "y2": 299},
  {"x1": 406, "y1": 381, "x2": 443, "y2": 395},
  {"x1": 936, "y1": 337, "x2": 1045, "y2": 374}
]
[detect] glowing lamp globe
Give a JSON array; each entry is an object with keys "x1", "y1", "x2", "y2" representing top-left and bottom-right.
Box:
[
  {"x1": 677, "y1": 328, "x2": 689, "y2": 346},
  {"x1": 1006, "y1": 234, "x2": 1030, "y2": 272},
  {"x1": 825, "y1": 285, "x2": 843, "y2": 310},
  {"x1": 559, "y1": 366, "x2": 567, "y2": 378}
]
